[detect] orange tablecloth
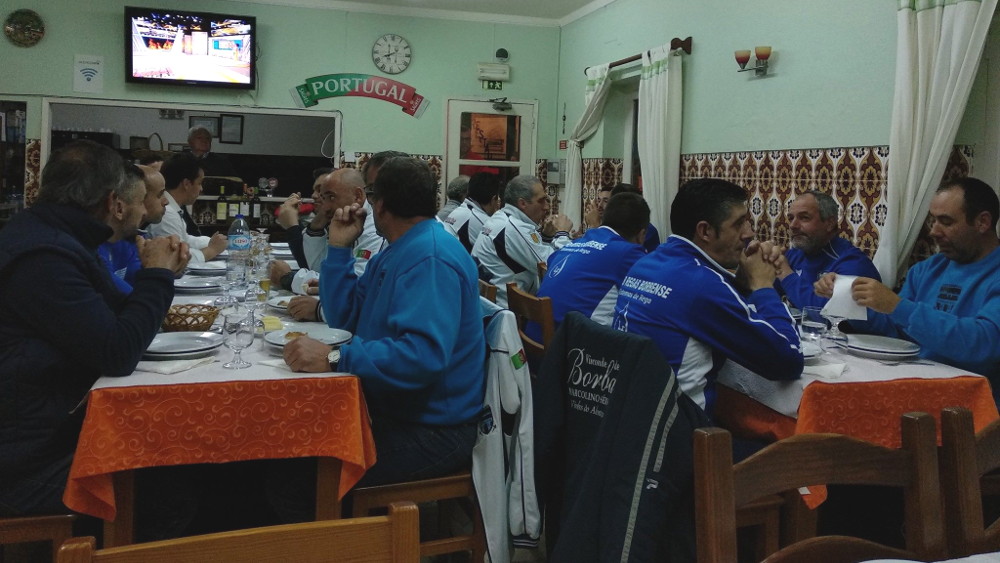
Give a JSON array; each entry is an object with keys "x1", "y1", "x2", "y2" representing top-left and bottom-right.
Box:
[
  {"x1": 64, "y1": 376, "x2": 376, "y2": 521},
  {"x1": 719, "y1": 376, "x2": 999, "y2": 447}
]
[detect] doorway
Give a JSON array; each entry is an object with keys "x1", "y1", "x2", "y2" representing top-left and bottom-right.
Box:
[{"x1": 444, "y1": 98, "x2": 537, "y2": 193}]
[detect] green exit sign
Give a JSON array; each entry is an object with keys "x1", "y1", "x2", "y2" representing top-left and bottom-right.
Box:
[{"x1": 482, "y1": 80, "x2": 503, "y2": 91}]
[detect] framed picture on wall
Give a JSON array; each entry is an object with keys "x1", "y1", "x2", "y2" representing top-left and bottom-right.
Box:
[
  {"x1": 188, "y1": 116, "x2": 219, "y2": 137},
  {"x1": 219, "y1": 114, "x2": 244, "y2": 144}
]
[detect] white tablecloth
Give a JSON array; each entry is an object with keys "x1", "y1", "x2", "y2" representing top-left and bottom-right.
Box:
[{"x1": 716, "y1": 344, "x2": 984, "y2": 418}]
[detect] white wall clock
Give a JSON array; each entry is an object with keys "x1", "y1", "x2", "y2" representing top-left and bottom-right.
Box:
[{"x1": 372, "y1": 34, "x2": 411, "y2": 75}]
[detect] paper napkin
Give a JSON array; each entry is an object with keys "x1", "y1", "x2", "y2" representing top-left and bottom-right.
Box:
[
  {"x1": 135, "y1": 356, "x2": 216, "y2": 375},
  {"x1": 803, "y1": 362, "x2": 847, "y2": 380},
  {"x1": 821, "y1": 274, "x2": 867, "y2": 320}
]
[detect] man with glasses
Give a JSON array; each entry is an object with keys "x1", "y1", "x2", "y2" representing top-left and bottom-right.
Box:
[{"x1": 302, "y1": 168, "x2": 385, "y2": 276}]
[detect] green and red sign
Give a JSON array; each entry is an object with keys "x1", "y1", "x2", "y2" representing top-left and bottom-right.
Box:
[{"x1": 292, "y1": 73, "x2": 429, "y2": 117}]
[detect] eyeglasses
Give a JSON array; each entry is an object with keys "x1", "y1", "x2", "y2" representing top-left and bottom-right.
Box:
[{"x1": 317, "y1": 192, "x2": 338, "y2": 203}]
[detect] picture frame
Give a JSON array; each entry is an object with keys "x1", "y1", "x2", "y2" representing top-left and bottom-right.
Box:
[
  {"x1": 219, "y1": 114, "x2": 244, "y2": 144},
  {"x1": 167, "y1": 143, "x2": 189, "y2": 152},
  {"x1": 188, "y1": 115, "x2": 219, "y2": 137}
]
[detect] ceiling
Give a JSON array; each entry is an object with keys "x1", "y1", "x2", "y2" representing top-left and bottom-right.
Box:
[{"x1": 238, "y1": 0, "x2": 613, "y2": 25}]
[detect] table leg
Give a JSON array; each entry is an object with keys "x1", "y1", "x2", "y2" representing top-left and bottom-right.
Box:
[
  {"x1": 102, "y1": 470, "x2": 135, "y2": 547},
  {"x1": 315, "y1": 457, "x2": 342, "y2": 521}
]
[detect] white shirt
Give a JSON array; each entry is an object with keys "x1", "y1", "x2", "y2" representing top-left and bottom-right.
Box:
[{"x1": 147, "y1": 191, "x2": 213, "y2": 263}]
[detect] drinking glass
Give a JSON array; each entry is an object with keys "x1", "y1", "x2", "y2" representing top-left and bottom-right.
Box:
[
  {"x1": 222, "y1": 310, "x2": 254, "y2": 369},
  {"x1": 244, "y1": 283, "x2": 268, "y2": 332},
  {"x1": 800, "y1": 306, "x2": 827, "y2": 350}
]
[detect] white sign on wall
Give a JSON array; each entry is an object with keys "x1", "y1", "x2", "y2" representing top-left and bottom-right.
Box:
[{"x1": 73, "y1": 55, "x2": 104, "y2": 94}]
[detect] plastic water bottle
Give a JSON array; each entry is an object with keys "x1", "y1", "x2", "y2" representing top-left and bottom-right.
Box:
[{"x1": 227, "y1": 214, "x2": 251, "y2": 290}]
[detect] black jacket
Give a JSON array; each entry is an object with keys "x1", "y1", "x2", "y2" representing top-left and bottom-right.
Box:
[
  {"x1": 0, "y1": 203, "x2": 174, "y2": 487},
  {"x1": 534, "y1": 312, "x2": 711, "y2": 562}
]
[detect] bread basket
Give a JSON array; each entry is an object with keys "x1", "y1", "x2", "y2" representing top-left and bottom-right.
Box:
[{"x1": 162, "y1": 304, "x2": 220, "y2": 332}]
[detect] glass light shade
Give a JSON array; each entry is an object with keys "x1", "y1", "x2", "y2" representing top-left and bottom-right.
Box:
[
  {"x1": 735, "y1": 49, "x2": 751, "y2": 69},
  {"x1": 754, "y1": 46, "x2": 772, "y2": 61}
]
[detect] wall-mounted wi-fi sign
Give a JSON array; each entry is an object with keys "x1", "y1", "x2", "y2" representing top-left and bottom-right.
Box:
[{"x1": 73, "y1": 54, "x2": 104, "y2": 93}]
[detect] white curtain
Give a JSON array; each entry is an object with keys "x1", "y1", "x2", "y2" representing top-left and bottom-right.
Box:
[
  {"x1": 637, "y1": 45, "x2": 683, "y2": 236},
  {"x1": 874, "y1": 0, "x2": 997, "y2": 285},
  {"x1": 564, "y1": 63, "x2": 612, "y2": 227}
]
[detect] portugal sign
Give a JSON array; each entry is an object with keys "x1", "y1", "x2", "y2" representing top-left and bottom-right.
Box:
[{"x1": 292, "y1": 73, "x2": 429, "y2": 118}]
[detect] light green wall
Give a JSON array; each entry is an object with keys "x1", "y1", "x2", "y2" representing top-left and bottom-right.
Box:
[
  {"x1": 1, "y1": 0, "x2": 560, "y2": 158},
  {"x1": 558, "y1": 0, "x2": 899, "y2": 157}
]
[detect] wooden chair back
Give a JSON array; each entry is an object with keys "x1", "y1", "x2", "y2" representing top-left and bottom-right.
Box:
[
  {"x1": 478, "y1": 279, "x2": 497, "y2": 303},
  {"x1": 694, "y1": 412, "x2": 946, "y2": 563},
  {"x1": 941, "y1": 406, "x2": 1000, "y2": 557},
  {"x1": 349, "y1": 473, "x2": 485, "y2": 561},
  {"x1": 57, "y1": 501, "x2": 419, "y2": 563},
  {"x1": 0, "y1": 514, "x2": 76, "y2": 563},
  {"x1": 505, "y1": 282, "x2": 554, "y2": 361}
]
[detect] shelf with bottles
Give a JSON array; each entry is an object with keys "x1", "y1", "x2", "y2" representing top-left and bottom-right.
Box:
[{"x1": 192, "y1": 195, "x2": 285, "y2": 229}]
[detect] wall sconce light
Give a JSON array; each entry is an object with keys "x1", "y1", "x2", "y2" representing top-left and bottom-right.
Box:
[{"x1": 735, "y1": 46, "x2": 772, "y2": 76}]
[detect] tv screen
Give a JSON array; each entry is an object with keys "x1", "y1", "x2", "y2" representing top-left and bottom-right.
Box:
[{"x1": 125, "y1": 6, "x2": 256, "y2": 89}]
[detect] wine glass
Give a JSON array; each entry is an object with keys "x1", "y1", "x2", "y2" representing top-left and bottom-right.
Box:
[
  {"x1": 222, "y1": 310, "x2": 254, "y2": 369},
  {"x1": 823, "y1": 311, "x2": 847, "y2": 344},
  {"x1": 244, "y1": 282, "x2": 268, "y2": 332}
]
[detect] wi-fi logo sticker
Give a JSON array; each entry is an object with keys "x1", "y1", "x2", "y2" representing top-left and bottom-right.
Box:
[{"x1": 79, "y1": 67, "x2": 99, "y2": 81}]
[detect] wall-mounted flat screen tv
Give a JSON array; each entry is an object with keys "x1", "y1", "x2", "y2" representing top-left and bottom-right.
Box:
[{"x1": 125, "y1": 6, "x2": 256, "y2": 89}]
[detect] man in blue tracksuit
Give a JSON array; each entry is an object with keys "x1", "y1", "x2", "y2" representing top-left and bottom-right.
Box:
[
  {"x1": 776, "y1": 190, "x2": 880, "y2": 308},
  {"x1": 829, "y1": 177, "x2": 1000, "y2": 399},
  {"x1": 536, "y1": 192, "x2": 648, "y2": 328},
  {"x1": 612, "y1": 178, "x2": 803, "y2": 416},
  {"x1": 284, "y1": 156, "x2": 485, "y2": 486}
]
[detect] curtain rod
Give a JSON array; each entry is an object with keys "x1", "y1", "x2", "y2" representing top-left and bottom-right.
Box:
[{"x1": 584, "y1": 36, "x2": 692, "y2": 75}]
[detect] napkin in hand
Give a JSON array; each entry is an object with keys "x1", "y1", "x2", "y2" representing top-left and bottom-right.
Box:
[
  {"x1": 803, "y1": 362, "x2": 846, "y2": 380},
  {"x1": 821, "y1": 274, "x2": 867, "y2": 320},
  {"x1": 135, "y1": 356, "x2": 215, "y2": 375}
]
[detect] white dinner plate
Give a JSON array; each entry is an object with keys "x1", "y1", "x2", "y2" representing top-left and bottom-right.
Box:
[
  {"x1": 270, "y1": 242, "x2": 289, "y2": 249},
  {"x1": 143, "y1": 348, "x2": 220, "y2": 361},
  {"x1": 267, "y1": 296, "x2": 291, "y2": 310},
  {"x1": 146, "y1": 331, "x2": 224, "y2": 354},
  {"x1": 271, "y1": 251, "x2": 295, "y2": 260},
  {"x1": 187, "y1": 261, "x2": 227, "y2": 275},
  {"x1": 174, "y1": 277, "x2": 221, "y2": 292},
  {"x1": 265, "y1": 327, "x2": 352, "y2": 347},
  {"x1": 844, "y1": 334, "x2": 920, "y2": 355}
]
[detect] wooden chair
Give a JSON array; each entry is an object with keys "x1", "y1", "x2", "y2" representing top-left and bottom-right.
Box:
[
  {"x1": 56, "y1": 501, "x2": 419, "y2": 563},
  {"x1": 536, "y1": 261, "x2": 547, "y2": 281},
  {"x1": 478, "y1": 279, "x2": 497, "y2": 303},
  {"x1": 505, "y1": 282, "x2": 554, "y2": 362},
  {"x1": 694, "y1": 412, "x2": 946, "y2": 563},
  {"x1": 0, "y1": 514, "x2": 76, "y2": 563},
  {"x1": 349, "y1": 473, "x2": 485, "y2": 561},
  {"x1": 941, "y1": 406, "x2": 1000, "y2": 557}
]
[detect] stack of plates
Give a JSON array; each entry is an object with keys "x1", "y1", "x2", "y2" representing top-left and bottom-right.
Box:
[
  {"x1": 837, "y1": 334, "x2": 920, "y2": 361},
  {"x1": 269, "y1": 242, "x2": 295, "y2": 260},
  {"x1": 175, "y1": 277, "x2": 222, "y2": 293},
  {"x1": 801, "y1": 341, "x2": 822, "y2": 361},
  {"x1": 143, "y1": 332, "x2": 224, "y2": 361},
  {"x1": 188, "y1": 261, "x2": 227, "y2": 276}
]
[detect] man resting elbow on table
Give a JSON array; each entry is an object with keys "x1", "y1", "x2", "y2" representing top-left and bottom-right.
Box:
[
  {"x1": 0, "y1": 141, "x2": 188, "y2": 517},
  {"x1": 283, "y1": 157, "x2": 485, "y2": 491},
  {"x1": 612, "y1": 179, "x2": 803, "y2": 421},
  {"x1": 816, "y1": 178, "x2": 1000, "y2": 398}
]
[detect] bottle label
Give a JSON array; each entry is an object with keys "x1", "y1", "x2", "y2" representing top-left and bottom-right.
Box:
[{"x1": 228, "y1": 234, "x2": 252, "y2": 251}]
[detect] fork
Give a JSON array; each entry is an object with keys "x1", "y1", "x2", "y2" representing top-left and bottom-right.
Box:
[{"x1": 877, "y1": 360, "x2": 933, "y2": 366}]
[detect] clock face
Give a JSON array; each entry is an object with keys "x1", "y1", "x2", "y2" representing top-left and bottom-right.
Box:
[{"x1": 372, "y1": 34, "x2": 411, "y2": 75}]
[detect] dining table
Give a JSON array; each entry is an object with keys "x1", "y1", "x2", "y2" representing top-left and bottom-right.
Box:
[
  {"x1": 62, "y1": 262, "x2": 376, "y2": 547},
  {"x1": 715, "y1": 342, "x2": 999, "y2": 448}
]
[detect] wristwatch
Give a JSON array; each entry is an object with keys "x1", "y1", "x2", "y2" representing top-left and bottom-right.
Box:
[{"x1": 328, "y1": 348, "x2": 341, "y2": 372}]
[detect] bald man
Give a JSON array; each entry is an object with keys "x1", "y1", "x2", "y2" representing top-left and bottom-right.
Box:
[{"x1": 302, "y1": 168, "x2": 386, "y2": 276}]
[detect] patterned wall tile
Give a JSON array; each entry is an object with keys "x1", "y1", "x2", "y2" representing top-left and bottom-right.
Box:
[{"x1": 24, "y1": 139, "x2": 41, "y2": 206}]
